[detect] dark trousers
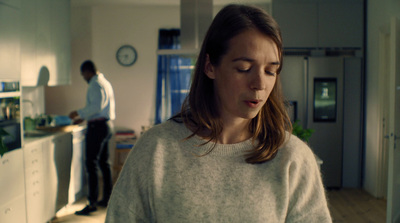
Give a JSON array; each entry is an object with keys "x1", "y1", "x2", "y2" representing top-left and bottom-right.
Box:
[{"x1": 85, "y1": 120, "x2": 113, "y2": 205}]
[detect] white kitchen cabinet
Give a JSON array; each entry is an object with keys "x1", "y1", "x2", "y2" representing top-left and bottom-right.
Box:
[
  {"x1": 0, "y1": 149, "x2": 26, "y2": 223},
  {"x1": 21, "y1": 0, "x2": 71, "y2": 86},
  {"x1": 48, "y1": 133, "x2": 72, "y2": 212},
  {"x1": 24, "y1": 140, "x2": 45, "y2": 223},
  {"x1": 273, "y1": 1, "x2": 318, "y2": 48},
  {"x1": 0, "y1": 0, "x2": 21, "y2": 8},
  {"x1": 35, "y1": 0, "x2": 52, "y2": 81},
  {"x1": 48, "y1": 0, "x2": 71, "y2": 86},
  {"x1": 0, "y1": 149, "x2": 25, "y2": 210},
  {"x1": 41, "y1": 139, "x2": 58, "y2": 222},
  {"x1": 272, "y1": 0, "x2": 364, "y2": 48},
  {"x1": 318, "y1": 1, "x2": 363, "y2": 48},
  {"x1": 20, "y1": 0, "x2": 48, "y2": 86},
  {"x1": 69, "y1": 127, "x2": 87, "y2": 204},
  {"x1": 0, "y1": 3, "x2": 21, "y2": 80},
  {"x1": 24, "y1": 133, "x2": 73, "y2": 223},
  {"x1": 20, "y1": 0, "x2": 37, "y2": 85},
  {"x1": 0, "y1": 194, "x2": 27, "y2": 223}
]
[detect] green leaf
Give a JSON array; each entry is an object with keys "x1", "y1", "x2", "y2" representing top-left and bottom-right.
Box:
[
  {"x1": 0, "y1": 128, "x2": 10, "y2": 137},
  {"x1": 292, "y1": 120, "x2": 315, "y2": 142},
  {"x1": 0, "y1": 128, "x2": 10, "y2": 157},
  {"x1": 0, "y1": 140, "x2": 8, "y2": 157}
]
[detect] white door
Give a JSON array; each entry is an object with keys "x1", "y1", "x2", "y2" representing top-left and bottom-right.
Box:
[
  {"x1": 377, "y1": 26, "x2": 390, "y2": 200},
  {"x1": 387, "y1": 16, "x2": 400, "y2": 223}
]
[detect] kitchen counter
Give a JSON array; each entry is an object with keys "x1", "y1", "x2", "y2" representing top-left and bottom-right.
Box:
[
  {"x1": 23, "y1": 123, "x2": 87, "y2": 222},
  {"x1": 23, "y1": 124, "x2": 86, "y2": 145}
]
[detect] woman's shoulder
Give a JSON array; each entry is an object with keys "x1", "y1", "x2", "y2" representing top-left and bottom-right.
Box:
[
  {"x1": 277, "y1": 133, "x2": 318, "y2": 165},
  {"x1": 125, "y1": 121, "x2": 187, "y2": 164},
  {"x1": 133, "y1": 120, "x2": 190, "y2": 150},
  {"x1": 140, "y1": 120, "x2": 188, "y2": 139}
]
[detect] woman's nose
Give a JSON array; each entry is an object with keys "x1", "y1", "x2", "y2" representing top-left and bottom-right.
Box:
[{"x1": 250, "y1": 70, "x2": 266, "y2": 90}]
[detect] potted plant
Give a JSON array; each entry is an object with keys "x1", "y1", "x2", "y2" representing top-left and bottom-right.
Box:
[
  {"x1": 0, "y1": 128, "x2": 11, "y2": 157},
  {"x1": 292, "y1": 120, "x2": 314, "y2": 142}
]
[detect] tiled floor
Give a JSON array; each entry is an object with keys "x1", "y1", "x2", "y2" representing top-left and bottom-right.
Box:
[{"x1": 50, "y1": 197, "x2": 106, "y2": 223}]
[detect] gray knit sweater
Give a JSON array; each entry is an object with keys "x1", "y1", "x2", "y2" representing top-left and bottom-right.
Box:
[{"x1": 106, "y1": 120, "x2": 332, "y2": 222}]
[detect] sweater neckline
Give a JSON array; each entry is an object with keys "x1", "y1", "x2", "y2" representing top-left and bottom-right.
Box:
[{"x1": 170, "y1": 120, "x2": 255, "y2": 156}]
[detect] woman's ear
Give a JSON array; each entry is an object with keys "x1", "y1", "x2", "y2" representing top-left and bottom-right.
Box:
[{"x1": 204, "y1": 54, "x2": 216, "y2": 79}]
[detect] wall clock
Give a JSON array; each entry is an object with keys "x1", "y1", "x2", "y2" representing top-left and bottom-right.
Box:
[{"x1": 116, "y1": 45, "x2": 138, "y2": 66}]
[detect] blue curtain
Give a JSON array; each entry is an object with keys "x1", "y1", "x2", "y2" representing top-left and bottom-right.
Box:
[{"x1": 155, "y1": 29, "x2": 193, "y2": 124}]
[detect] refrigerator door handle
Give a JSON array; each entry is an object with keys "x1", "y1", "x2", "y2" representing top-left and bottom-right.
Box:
[{"x1": 304, "y1": 57, "x2": 309, "y2": 129}]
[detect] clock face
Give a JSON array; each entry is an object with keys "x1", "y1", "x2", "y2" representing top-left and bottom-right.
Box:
[{"x1": 116, "y1": 45, "x2": 137, "y2": 66}]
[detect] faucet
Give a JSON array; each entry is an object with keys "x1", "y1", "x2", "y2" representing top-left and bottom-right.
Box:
[{"x1": 22, "y1": 99, "x2": 35, "y2": 118}]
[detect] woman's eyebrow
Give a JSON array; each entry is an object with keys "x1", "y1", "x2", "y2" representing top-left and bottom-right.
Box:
[
  {"x1": 232, "y1": 57, "x2": 280, "y2": 66},
  {"x1": 232, "y1": 57, "x2": 254, "y2": 62}
]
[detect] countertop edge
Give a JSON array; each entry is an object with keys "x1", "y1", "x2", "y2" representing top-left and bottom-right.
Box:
[{"x1": 23, "y1": 124, "x2": 86, "y2": 146}]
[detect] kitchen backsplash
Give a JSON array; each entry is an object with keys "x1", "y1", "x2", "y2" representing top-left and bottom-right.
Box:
[{"x1": 21, "y1": 86, "x2": 46, "y2": 118}]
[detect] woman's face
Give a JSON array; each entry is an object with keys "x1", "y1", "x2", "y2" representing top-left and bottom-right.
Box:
[{"x1": 205, "y1": 28, "x2": 279, "y2": 123}]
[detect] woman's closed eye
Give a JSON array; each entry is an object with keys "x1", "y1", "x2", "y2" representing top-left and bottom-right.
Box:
[
  {"x1": 237, "y1": 67, "x2": 251, "y2": 73},
  {"x1": 236, "y1": 65, "x2": 277, "y2": 76},
  {"x1": 265, "y1": 70, "x2": 277, "y2": 76}
]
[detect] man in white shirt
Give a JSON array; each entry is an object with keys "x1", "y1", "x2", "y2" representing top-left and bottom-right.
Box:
[{"x1": 69, "y1": 60, "x2": 116, "y2": 215}]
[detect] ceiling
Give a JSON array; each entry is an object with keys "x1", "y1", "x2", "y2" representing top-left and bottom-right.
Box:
[{"x1": 71, "y1": 0, "x2": 271, "y2": 7}]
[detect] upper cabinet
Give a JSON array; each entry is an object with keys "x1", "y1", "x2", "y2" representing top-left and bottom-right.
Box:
[
  {"x1": 0, "y1": 3, "x2": 21, "y2": 80},
  {"x1": 0, "y1": 0, "x2": 21, "y2": 8},
  {"x1": 21, "y1": 0, "x2": 71, "y2": 86},
  {"x1": 48, "y1": 0, "x2": 71, "y2": 86},
  {"x1": 272, "y1": 0, "x2": 364, "y2": 49}
]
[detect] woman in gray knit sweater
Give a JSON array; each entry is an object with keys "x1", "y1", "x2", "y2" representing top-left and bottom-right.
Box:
[{"x1": 106, "y1": 4, "x2": 332, "y2": 223}]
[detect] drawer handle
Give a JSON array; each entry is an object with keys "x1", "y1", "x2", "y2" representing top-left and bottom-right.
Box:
[
  {"x1": 33, "y1": 180, "x2": 40, "y2": 186},
  {"x1": 31, "y1": 148, "x2": 38, "y2": 153},
  {"x1": 2, "y1": 159, "x2": 9, "y2": 165},
  {"x1": 32, "y1": 159, "x2": 38, "y2": 164},
  {"x1": 32, "y1": 170, "x2": 39, "y2": 175},
  {"x1": 4, "y1": 207, "x2": 12, "y2": 214},
  {"x1": 33, "y1": 191, "x2": 40, "y2": 196}
]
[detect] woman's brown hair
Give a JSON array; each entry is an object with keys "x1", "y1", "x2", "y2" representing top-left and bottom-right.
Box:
[{"x1": 172, "y1": 4, "x2": 292, "y2": 164}]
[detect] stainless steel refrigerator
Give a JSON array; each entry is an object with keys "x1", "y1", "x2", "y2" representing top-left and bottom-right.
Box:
[{"x1": 281, "y1": 56, "x2": 363, "y2": 189}]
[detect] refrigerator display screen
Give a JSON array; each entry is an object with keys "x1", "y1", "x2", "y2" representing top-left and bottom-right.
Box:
[{"x1": 314, "y1": 78, "x2": 337, "y2": 122}]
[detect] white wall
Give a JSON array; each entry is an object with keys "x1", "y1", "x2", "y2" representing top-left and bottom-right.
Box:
[
  {"x1": 45, "y1": 5, "x2": 180, "y2": 134},
  {"x1": 364, "y1": 0, "x2": 400, "y2": 196}
]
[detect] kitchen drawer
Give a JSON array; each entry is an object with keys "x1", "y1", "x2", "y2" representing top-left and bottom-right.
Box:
[
  {"x1": 0, "y1": 149, "x2": 25, "y2": 205},
  {"x1": 24, "y1": 142, "x2": 43, "y2": 169},
  {"x1": 25, "y1": 168, "x2": 43, "y2": 192},
  {"x1": 26, "y1": 193, "x2": 45, "y2": 223},
  {"x1": 26, "y1": 185, "x2": 45, "y2": 223},
  {"x1": 24, "y1": 154, "x2": 42, "y2": 170},
  {"x1": 0, "y1": 194, "x2": 27, "y2": 223},
  {"x1": 24, "y1": 165, "x2": 42, "y2": 181}
]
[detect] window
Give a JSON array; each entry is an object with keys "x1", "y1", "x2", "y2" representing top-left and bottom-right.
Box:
[{"x1": 155, "y1": 29, "x2": 195, "y2": 124}]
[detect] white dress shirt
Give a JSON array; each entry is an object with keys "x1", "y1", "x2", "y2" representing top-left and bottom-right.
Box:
[{"x1": 78, "y1": 73, "x2": 115, "y2": 121}]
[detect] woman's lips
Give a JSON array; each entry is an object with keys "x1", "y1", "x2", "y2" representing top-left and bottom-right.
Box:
[{"x1": 244, "y1": 100, "x2": 261, "y2": 108}]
